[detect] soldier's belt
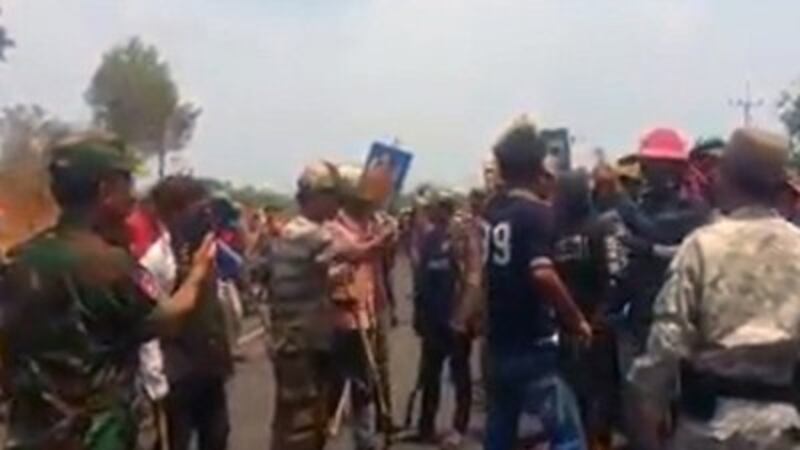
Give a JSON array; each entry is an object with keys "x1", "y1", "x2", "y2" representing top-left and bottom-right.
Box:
[{"x1": 680, "y1": 362, "x2": 800, "y2": 421}]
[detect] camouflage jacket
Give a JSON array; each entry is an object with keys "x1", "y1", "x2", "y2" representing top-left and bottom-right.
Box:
[
  {"x1": 0, "y1": 224, "x2": 158, "y2": 450},
  {"x1": 266, "y1": 216, "x2": 337, "y2": 353},
  {"x1": 629, "y1": 206, "x2": 800, "y2": 444}
]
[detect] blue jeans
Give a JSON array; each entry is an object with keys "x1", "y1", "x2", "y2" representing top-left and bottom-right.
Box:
[{"x1": 484, "y1": 347, "x2": 587, "y2": 450}]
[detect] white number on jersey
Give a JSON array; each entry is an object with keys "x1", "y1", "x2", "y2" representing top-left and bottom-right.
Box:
[{"x1": 484, "y1": 221, "x2": 512, "y2": 266}]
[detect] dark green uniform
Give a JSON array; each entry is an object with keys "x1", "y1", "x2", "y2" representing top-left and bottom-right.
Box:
[
  {"x1": 0, "y1": 134, "x2": 157, "y2": 450},
  {"x1": 0, "y1": 225, "x2": 158, "y2": 450}
]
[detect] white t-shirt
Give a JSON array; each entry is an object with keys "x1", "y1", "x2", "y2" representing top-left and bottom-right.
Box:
[{"x1": 137, "y1": 230, "x2": 176, "y2": 401}]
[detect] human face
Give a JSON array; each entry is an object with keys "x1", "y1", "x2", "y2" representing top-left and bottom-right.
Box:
[
  {"x1": 316, "y1": 191, "x2": 340, "y2": 221},
  {"x1": 303, "y1": 190, "x2": 340, "y2": 222},
  {"x1": 642, "y1": 159, "x2": 685, "y2": 193}
]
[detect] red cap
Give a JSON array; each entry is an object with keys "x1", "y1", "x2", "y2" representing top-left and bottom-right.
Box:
[{"x1": 639, "y1": 128, "x2": 689, "y2": 161}]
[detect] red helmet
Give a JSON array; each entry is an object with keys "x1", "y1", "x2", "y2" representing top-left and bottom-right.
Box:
[{"x1": 638, "y1": 127, "x2": 689, "y2": 161}]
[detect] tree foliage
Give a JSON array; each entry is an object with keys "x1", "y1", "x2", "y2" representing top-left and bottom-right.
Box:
[
  {"x1": 778, "y1": 80, "x2": 800, "y2": 166},
  {"x1": 0, "y1": 7, "x2": 14, "y2": 62},
  {"x1": 85, "y1": 37, "x2": 200, "y2": 174},
  {"x1": 197, "y1": 177, "x2": 292, "y2": 210},
  {"x1": 0, "y1": 105, "x2": 65, "y2": 251},
  {"x1": 0, "y1": 104, "x2": 70, "y2": 166}
]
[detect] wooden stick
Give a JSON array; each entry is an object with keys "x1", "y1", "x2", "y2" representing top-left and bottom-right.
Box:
[
  {"x1": 326, "y1": 380, "x2": 351, "y2": 438},
  {"x1": 155, "y1": 401, "x2": 170, "y2": 450}
]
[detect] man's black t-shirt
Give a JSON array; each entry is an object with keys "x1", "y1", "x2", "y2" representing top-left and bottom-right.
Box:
[{"x1": 484, "y1": 190, "x2": 558, "y2": 353}]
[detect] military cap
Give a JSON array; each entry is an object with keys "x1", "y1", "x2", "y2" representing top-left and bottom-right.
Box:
[
  {"x1": 690, "y1": 137, "x2": 726, "y2": 161},
  {"x1": 427, "y1": 188, "x2": 458, "y2": 210},
  {"x1": 723, "y1": 127, "x2": 790, "y2": 185},
  {"x1": 297, "y1": 161, "x2": 340, "y2": 194},
  {"x1": 49, "y1": 132, "x2": 138, "y2": 177},
  {"x1": 336, "y1": 164, "x2": 366, "y2": 200},
  {"x1": 726, "y1": 128, "x2": 790, "y2": 164}
]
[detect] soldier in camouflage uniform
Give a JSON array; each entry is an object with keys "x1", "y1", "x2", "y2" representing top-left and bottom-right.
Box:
[
  {"x1": 0, "y1": 134, "x2": 215, "y2": 450},
  {"x1": 266, "y1": 161, "x2": 342, "y2": 450},
  {"x1": 629, "y1": 128, "x2": 800, "y2": 450}
]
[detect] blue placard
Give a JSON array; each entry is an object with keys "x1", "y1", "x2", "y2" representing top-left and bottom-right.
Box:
[{"x1": 361, "y1": 142, "x2": 414, "y2": 205}]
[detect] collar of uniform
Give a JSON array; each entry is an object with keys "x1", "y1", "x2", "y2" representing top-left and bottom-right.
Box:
[
  {"x1": 507, "y1": 188, "x2": 549, "y2": 205},
  {"x1": 727, "y1": 205, "x2": 778, "y2": 220}
]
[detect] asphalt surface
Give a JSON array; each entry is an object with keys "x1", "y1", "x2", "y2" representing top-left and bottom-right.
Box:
[{"x1": 227, "y1": 253, "x2": 485, "y2": 450}]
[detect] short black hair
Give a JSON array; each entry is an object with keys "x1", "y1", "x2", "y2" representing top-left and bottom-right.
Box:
[
  {"x1": 493, "y1": 119, "x2": 547, "y2": 183},
  {"x1": 149, "y1": 175, "x2": 209, "y2": 218},
  {"x1": 49, "y1": 164, "x2": 127, "y2": 210}
]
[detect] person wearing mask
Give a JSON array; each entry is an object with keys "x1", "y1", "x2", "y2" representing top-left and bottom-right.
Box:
[
  {"x1": 614, "y1": 128, "x2": 710, "y2": 367},
  {"x1": 483, "y1": 117, "x2": 590, "y2": 450},
  {"x1": 0, "y1": 133, "x2": 215, "y2": 450},
  {"x1": 630, "y1": 128, "x2": 800, "y2": 450}
]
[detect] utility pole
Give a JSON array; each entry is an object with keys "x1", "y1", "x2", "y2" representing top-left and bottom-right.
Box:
[{"x1": 729, "y1": 81, "x2": 764, "y2": 126}]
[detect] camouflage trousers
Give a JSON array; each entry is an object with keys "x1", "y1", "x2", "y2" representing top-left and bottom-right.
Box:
[
  {"x1": 6, "y1": 403, "x2": 137, "y2": 450},
  {"x1": 271, "y1": 350, "x2": 333, "y2": 450},
  {"x1": 670, "y1": 421, "x2": 800, "y2": 450}
]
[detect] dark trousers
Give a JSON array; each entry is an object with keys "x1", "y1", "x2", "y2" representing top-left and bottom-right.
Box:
[
  {"x1": 165, "y1": 376, "x2": 230, "y2": 450},
  {"x1": 418, "y1": 331, "x2": 472, "y2": 435},
  {"x1": 330, "y1": 330, "x2": 377, "y2": 450}
]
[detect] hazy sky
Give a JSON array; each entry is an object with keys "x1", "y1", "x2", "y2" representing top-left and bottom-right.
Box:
[{"x1": 2, "y1": 1, "x2": 800, "y2": 191}]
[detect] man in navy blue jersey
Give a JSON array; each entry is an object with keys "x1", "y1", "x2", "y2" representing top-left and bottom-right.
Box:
[{"x1": 483, "y1": 117, "x2": 592, "y2": 450}]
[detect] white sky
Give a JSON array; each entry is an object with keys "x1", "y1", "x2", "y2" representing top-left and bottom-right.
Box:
[{"x1": 2, "y1": 0, "x2": 799, "y2": 191}]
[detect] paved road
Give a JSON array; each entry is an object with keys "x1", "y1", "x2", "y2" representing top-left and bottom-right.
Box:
[{"x1": 227, "y1": 254, "x2": 485, "y2": 450}]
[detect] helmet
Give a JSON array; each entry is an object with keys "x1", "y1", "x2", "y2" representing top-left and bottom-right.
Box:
[
  {"x1": 297, "y1": 161, "x2": 339, "y2": 195},
  {"x1": 336, "y1": 164, "x2": 367, "y2": 201},
  {"x1": 638, "y1": 128, "x2": 689, "y2": 162}
]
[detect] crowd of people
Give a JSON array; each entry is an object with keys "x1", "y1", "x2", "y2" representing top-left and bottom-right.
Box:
[{"x1": 1, "y1": 116, "x2": 800, "y2": 450}]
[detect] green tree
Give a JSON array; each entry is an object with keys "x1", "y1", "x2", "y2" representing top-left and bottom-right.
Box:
[
  {"x1": 86, "y1": 37, "x2": 200, "y2": 177},
  {"x1": 778, "y1": 80, "x2": 800, "y2": 167},
  {"x1": 0, "y1": 7, "x2": 15, "y2": 61},
  {"x1": 0, "y1": 104, "x2": 70, "y2": 166},
  {"x1": 197, "y1": 177, "x2": 292, "y2": 210}
]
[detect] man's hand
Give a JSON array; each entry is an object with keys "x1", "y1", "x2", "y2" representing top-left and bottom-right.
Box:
[
  {"x1": 188, "y1": 234, "x2": 217, "y2": 283},
  {"x1": 571, "y1": 317, "x2": 593, "y2": 345},
  {"x1": 531, "y1": 265, "x2": 592, "y2": 345}
]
